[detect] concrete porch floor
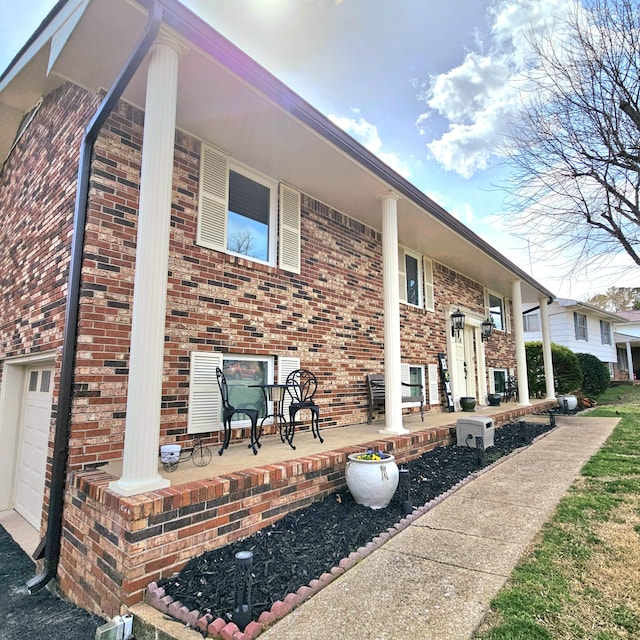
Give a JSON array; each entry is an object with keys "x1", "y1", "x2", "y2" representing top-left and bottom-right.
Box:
[{"x1": 104, "y1": 398, "x2": 556, "y2": 487}]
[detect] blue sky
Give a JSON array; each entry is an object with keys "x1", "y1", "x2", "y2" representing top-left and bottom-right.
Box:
[{"x1": 2, "y1": 0, "x2": 637, "y2": 300}]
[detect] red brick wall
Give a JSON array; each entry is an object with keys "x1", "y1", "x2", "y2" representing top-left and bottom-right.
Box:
[
  {"x1": 0, "y1": 81, "x2": 525, "y2": 617},
  {"x1": 59, "y1": 400, "x2": 555, "y2": 618},
  {"x1": 0, "y1": 83, "x2": 101, "y2": 528},
  {"x1": 69, "y1": 97, "x2": 520, "y2": 470},
  {"x1": 0, "y1": 83, "x2": 98, "y2": 361},
  {"x1": 60, "y1": 424, "x2": 454, "y2": 616}
]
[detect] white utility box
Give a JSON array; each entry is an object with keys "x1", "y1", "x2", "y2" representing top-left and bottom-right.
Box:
[{"x1": 456, "y1": 416, "x2": 495, "y2": 449}]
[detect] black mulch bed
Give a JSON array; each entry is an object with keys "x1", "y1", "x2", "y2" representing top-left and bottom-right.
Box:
[
  {"x1": 158, "y1": 416, "x2": 558, "y2": 626},
  {"x1": 0, "y1": 525, "x2": 106, "y2": 640}
]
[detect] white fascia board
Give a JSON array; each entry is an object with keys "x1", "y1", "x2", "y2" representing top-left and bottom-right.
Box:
[{"x1": 0, "y1": 0, "x2": 89, "y2": 93}]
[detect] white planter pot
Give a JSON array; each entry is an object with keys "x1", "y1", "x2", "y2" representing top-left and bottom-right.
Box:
[
  {"x1": 345, "y1": 453, "x2": 399, "y2": 509},
  {"x1": 557, "y1": 395, "x2": 578, "y2": 411}
]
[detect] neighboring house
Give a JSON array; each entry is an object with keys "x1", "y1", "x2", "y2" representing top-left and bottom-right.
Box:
[
  {"x1": 614, "y1": 310, "x2": 640, "y2": 381},
  {"x1": 522, "y1": 298, "x2": 625, "y2": 379},
  {"x1": 0, "y1": 0, "x2": 555, "y2": 617}
]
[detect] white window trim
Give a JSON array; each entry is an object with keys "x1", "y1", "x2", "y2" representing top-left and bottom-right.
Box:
[
  {"x1": 398, "y1": 246, "x2": 424, "y2": 308},
  {"x1": 574, "y1": 312, "x2": 588, "y2": 341},
  {"x1": 400, "y1": 362, "x2": 425, "y2": 406},
  {"x1": 523, "y1": 310, "x2": 540, "y2": 333},
  {"x1": 485, "y1": 290, "x2": 506, "y2": 333},
  {"x1": 488, "y1": 367, "x2": 508, "y2": 394},
  {"x1": 197, "y1": 143, "x2": 301, "y2": 273},
  {"x1": 188, "y1": 351, "x2": 275, "y2": 434},
  {"x1": 227, "y1": 160, "x2": 278, "y2": 266}
]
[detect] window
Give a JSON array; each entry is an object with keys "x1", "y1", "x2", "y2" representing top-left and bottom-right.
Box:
[
  {"x1": 223, "y1": 356, "x2": 271, "y2": 418},
  {"x1": 398, "y1": 250, "x2": 434, "y2": 311},
  {"x1": 574, "y1": 312, "x2": 588, "y2": 341},
  {"x1": 197, "y1": 144, "x2": 300, "y2": 272},
  {"x1": 617, "y1": 347, "x2": 629, "y2": 371},
  {"x1": 398, "y1": 248, "x2": 422, "y2": 307},
  {"x1": 188, "y1": 351, "x2": 274, "y2": 434},
  {"x1": 488, "y1": 293, "x2": 504, "y2": 331},
  {"x1": 491, "y1": 369, "x2": 507, "y2": 394},
  {"x1": 600, "y1": 320, "x2": 611, "y2": 345},
  {"x1": 523, "y1": 311, "x2": 540, "y2": 332},
  {"x1": 401, "y1": 363, "x2": 425, "y2": 402},
  {"x1": 227, "y1": 169, "x2": 272, "y2": 261}
]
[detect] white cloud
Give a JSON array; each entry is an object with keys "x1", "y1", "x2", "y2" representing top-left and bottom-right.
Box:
[
  {"x1": 418, "y1": 0, "x2": 578, "y2": 178},
  {"x1": 329, "y1": 112, "x2": 412, "y2": 178}
]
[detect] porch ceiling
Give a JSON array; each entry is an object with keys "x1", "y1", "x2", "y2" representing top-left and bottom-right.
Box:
[{"x1": 0, "y1": 0, "x2": 555, "y2": 304}]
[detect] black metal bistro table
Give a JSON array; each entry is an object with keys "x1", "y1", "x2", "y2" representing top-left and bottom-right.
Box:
[{"x1": 248, "y1": 383, "x2": 291, "y2": 448}]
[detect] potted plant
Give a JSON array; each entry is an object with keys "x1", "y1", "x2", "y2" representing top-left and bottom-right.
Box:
[
  {"x1": 460, "y1": 396, "x2": 476, "y2": 412},
  {"x1": 557, "y1": 394, "x2": 578, "y2": 412},
  {"x1": 345, "y1": 450, "x2": 399, "y2": 509},
  {"x1": 487, "y1": 393, "x2": 502, "y2": 406}
]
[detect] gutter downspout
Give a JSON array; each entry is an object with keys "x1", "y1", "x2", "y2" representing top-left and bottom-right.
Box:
[{"x1": 27, "y1": 1, "x2": 162, "y2": 593}]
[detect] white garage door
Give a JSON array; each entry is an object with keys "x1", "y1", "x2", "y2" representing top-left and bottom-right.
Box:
[{"x1": 14, "y1": 367, "x2": 53, "y2": 529}]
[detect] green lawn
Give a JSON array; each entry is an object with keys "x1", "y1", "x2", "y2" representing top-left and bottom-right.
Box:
[{"x1": 475, "y1": 385, "x2": 640, "y2": 640}]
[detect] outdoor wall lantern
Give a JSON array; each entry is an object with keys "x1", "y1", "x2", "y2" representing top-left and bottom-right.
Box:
[
  {"x1": 450, "y1": 308, "x2": 466, "y2": 338},
  {"x1": 481, "y1": 318, "x2": 495, "y2": 342}
]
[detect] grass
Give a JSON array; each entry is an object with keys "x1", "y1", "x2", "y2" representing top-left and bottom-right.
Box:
[{"x1": 475, "y1": 385, "x2": 640, "y2": 640}]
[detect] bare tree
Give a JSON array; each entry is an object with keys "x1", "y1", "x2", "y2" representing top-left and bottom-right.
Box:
[
  {"x1": 503, "y1": 0, "x2": 640, "y2": 277},
  {"x1": 228, "y1": 230, "x2": 255, "y2": 256}
]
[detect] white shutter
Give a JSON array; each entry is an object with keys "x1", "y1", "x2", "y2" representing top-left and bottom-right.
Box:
[
  {"x1": 423, "y1": 257, "x2": 434, "y2": 312},
  {"x1": 278, "y1": 356, "x2": 300, "y2": 420},
  {"x1": 398, "y1": 248, "x2": 407, "y2": 303},
  {"x1": 400, "y1": 363, "x2": 410, "y2": 385},
  {"x1": 279, "y1": 184, "x2": 301, "y2": 273},
  {"x1": 428, "y1": 363, "x2": 440, "y2": 405},
  {"x1": 188, "y1": 351, "x2": 223, "y2": 434},
  {"x1": 197, "y1": 144, "x2": 228, "y2": 251}
]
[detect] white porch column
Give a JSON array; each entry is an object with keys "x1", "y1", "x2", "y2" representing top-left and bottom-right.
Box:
[
  {"x1": 110, "y1": 36, "x2": 185, "y2": 496},
  {"x1": 539, "y1": 296, "x2": 556, "y2": 399},
  {"x1": 476, "y1": 325, "x2": 488, "y2": 403},
  {"x1": 511, "y1": 280, "x2": 531, "y2": 406},
  {"x1": 378, "y1": 192, "x2": 408, "y2": 435},
  {"x1": 626, "y1": 341, "x2": 634, "y2": 381}
]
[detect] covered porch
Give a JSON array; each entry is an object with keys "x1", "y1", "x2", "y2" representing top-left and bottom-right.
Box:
[{"x1": 65, "y1": 398, "x2": 556, "y2": 617}]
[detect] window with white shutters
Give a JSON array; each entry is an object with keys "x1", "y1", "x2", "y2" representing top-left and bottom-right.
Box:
[{"x1": 197, "y1": 143, "x2": 300, "y2": 272}]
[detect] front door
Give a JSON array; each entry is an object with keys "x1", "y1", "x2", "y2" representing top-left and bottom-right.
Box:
[
  {"x1": 14, "y1": 367, "x2": 53, "y2": 529},
  {"x1": 451, "y1": 326, "x2": 477, "y2": 404}
]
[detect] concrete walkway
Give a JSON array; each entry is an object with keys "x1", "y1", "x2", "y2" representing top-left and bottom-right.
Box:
[{"x1": 248, "y1": 415, "x2": 618, "y2": 640}]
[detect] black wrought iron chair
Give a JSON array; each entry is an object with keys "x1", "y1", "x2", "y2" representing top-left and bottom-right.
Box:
[
  {"x1": 284, "y1": 369, "x2": 323, "y2": 450},
  {"x1": 503, "y1": 375, "x2": 519, "y2": 403},
  {"x1": 215, "y1": 367, "x2": 260, "y2": 455}
]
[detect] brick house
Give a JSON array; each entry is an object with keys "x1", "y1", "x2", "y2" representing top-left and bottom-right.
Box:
[{"x1": 0, "y1": 0, "x2": 556, "y2": 618}]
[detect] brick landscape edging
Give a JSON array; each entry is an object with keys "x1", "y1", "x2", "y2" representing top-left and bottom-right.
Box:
[{"x1": 142, "y1": 412, "x2": 558, "y2": 639}]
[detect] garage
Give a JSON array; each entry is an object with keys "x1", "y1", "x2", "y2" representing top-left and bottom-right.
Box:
[{"x1": 14, "y1": 367, "x2": 53, "y2": 529}]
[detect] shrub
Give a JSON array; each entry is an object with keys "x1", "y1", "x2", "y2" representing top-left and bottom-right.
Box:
[
  {"x1": 552, "y1": 344, "x2": 583, "y2": 394},
  {"x1": 525, "y1": 341, "x2": 546, "y2": 397},
  {"x1": 525, "y1": 342, "x2": 583, "y2": 395},
  {"x1": 576, "y1": 352, "x2": 610, "y2": 396}
]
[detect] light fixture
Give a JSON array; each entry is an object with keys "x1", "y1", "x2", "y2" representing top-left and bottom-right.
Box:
[
  {"x1": 450, "y1": 308, "x2": 466, "y2": 338},
  {"x1": 481, "y1": 317, "x2": 494, "y2": 341}
]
